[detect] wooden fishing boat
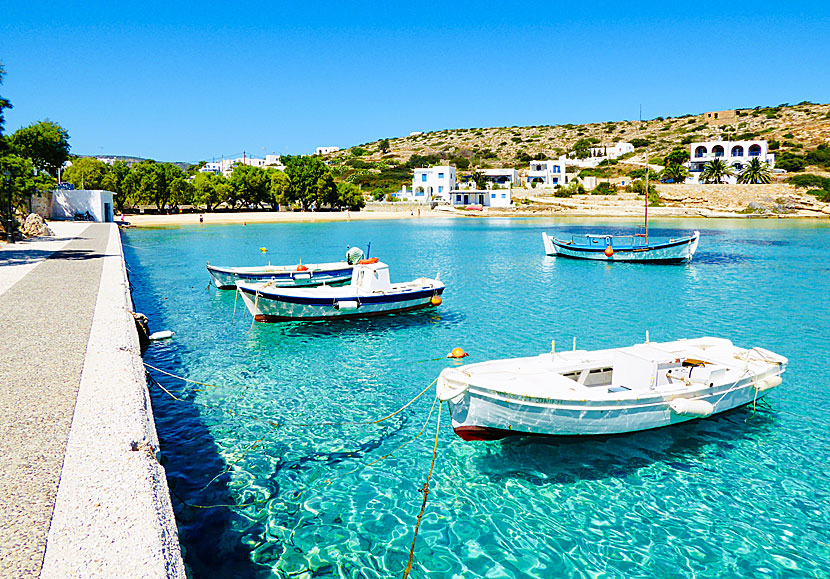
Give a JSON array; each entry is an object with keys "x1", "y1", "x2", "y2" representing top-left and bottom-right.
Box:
[
  {"x1": 542, "y1": 230, "x2": 699, "y2": 262},
  {"x1": 207, "y1": 247, "x2": 364, "y2": 289},
  {"x1": 542, "y1": 146, "x2": 699, "y2": 262},
  {"x1": 437, "y1": 336, "x2": 786, "y2": 441},
  {"x1": 236, "y1": 259, "x2": 445, "y2": 322}
]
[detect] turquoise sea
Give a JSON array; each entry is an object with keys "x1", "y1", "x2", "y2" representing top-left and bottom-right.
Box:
[{"x1": 123, "y1": 217, "x2": 830, "y2": 578}]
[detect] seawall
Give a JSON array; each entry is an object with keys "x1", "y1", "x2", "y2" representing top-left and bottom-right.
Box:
[{"x1": 40, "y1": 224, "x2": 185, "y2": 577}]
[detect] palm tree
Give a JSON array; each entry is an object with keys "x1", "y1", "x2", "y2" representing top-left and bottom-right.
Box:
[
  {"x1": 737, "y1": 158, "x2": 772, "y2": 184},
  {"x1": 662, "y1": 163, "x2": 690, "y2": 184},
  {"x1": 700, "y1": 158, "x2": 734, "y2": 184}
]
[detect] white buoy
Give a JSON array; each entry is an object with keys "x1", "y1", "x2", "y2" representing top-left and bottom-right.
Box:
[
  {"x1": 335, "y1": 300, "x2": 359, "y2": 311},
  {"x1": 149, "y1": 330, "x2": 174, "y2": 341},
  {"x1": 669, "y1": 398, "x2": 714, "y2": 417},
  {"x1": 754, "y1": 376, "x2": 782, "y2": 392}
]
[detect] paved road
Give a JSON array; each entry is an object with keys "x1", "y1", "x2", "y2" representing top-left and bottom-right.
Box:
[{"x1": 0, "y1": 224, "x2": 109, "y2": 577}]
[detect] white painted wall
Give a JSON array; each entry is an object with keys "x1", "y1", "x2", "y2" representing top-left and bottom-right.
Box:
[
  {"x1": 526, "y1": 157, "x2": 567, "y2": 186},
  {"x1": 412, "y1": 166, "x2": 456, "y2": 202},
  {"x1": 686, "y1": 140, "x2": 775, "y2": 184},
  {"x1": 51, "y1": 190, "x2": 115, "y2": 222},
  {"x1": 449, "y1": 188, "x2": 512, "y2": 208}
]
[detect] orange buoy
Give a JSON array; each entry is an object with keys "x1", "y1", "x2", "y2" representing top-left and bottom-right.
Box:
[
  {"x1": 296, "y1": 264, "x2": 309, "y2": 271},
  {"x1": 447, "y1": 347, "x2": 468, "y2": 359},
  {"x1": 358, "y1": 257, "x2": 379, "y2": 264},
  {"x1": 260, "y1": 247, "x2": 267, "y2": 253},
  {"x1": 430, "y1": 295, "x2": 443, "y2": 306},
  {"x1": 604, "y1": 245, "x2": 614, "y2": 257}
]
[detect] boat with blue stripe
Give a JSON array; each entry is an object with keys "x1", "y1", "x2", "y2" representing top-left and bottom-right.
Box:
[
  {"x1": 207, "y1": 246, "x2": 365, "y2": 289},
  {"x1": 542, "y1": 230, "x2": 699, "y2": 262},
  {"x1": 236, "y1": 259, "x2": 445, "y2": 322}
]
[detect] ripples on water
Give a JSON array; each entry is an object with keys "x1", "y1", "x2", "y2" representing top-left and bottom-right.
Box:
[{"x1": 123, "y1": 218, "x2": 830, "y2": 578}]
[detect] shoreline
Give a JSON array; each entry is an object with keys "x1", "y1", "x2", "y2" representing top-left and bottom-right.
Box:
[{"x1": 117, "y1": 206, "x2": 829, "y2": 227}]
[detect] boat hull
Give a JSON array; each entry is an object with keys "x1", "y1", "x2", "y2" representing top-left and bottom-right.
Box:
[
  {"x1": 542, "y1": 231, "x2": 699, "y2": 262},
  {"x1": 444, "y1": 374, "x2": 776, "y2": 440},
  {"x1": 207, "y1": 263, "x2": 353, "y2": 289},
  {"x1": 236, "y1": 285, "x2": 444, "y2": 322}
]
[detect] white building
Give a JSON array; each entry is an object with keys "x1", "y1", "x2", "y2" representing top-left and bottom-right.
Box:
[
  {"x1": 526, "y1": 157, "x2": 568, "y2": 187},
  {"x1": 450, "y1": 189, "x2": 512, "y2": 208},
  {"x1": 589, "y1": 142, "x2": 635, "y2": 159},
  {"x1": 482, "y1": 168, "x2": 519, "y2": 188},
  {"x1": 51, "y1": 189, "x2": 115, "y2": 222},
  {"x1": 686, "y1": 140, "x2": 775, "y2": 184},
  {"x1": 412, "y1": 165, "x2": 456, "y2": 202},
  {"x1": 200, "y1": 155, "x2": 285, "y2": 177},
  {"x1": 316, "y1": 146, "x2": 340, "y2": 155}
]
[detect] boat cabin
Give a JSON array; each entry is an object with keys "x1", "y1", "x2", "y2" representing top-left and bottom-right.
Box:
[{"x1": 351, "y1": 261, "x2": 392, "y2": 293}]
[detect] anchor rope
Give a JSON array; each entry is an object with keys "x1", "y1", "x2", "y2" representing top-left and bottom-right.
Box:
[{"x1": 402, "y1": 402, "x2": 442, "y2": 579}]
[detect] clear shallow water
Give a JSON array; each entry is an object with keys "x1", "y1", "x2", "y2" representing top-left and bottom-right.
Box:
[{"x1": 123, "y1": 218, "x2": 830, "y2": 578}]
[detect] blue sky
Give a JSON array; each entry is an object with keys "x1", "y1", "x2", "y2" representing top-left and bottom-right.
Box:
[{"x1": 2, "y1": 1, "x2": 828, "y2": 162}]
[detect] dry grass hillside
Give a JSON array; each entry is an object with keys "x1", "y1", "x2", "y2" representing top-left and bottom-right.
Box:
[{"x1": 326, "y1": 102, "x2": 830, "y2": 191}]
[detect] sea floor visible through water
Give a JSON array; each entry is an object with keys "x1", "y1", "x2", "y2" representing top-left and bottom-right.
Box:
[{"x1": 123, "y1": 217, "x2": 830, "y2": 578}]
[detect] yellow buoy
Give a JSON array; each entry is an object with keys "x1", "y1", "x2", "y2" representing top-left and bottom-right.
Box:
[
  {"x1": 430, "y1": 295, "x2": 443, "y2": 306},
  {"x1": 260, "y1": 247, "x2": 267, "y2": 253},
  {"x1": 447, "y1": 347, "x2": 468, "y2": 359}
]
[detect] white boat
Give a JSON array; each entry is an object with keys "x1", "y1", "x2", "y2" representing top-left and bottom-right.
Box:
[
  {"x1": 207, "y1": 247, "x2": 364, "y2": 289},
  {"x1": 236, "y1": 259, "x2": 445, "y2": 322},
  {"x1": 436, "y1": 337, "x2": 787, "y2": 440}
]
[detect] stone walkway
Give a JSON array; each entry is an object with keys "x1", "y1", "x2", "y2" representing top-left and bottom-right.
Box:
[{"x1": 0, "y1": 224, "x2": 108, "y2": 577}]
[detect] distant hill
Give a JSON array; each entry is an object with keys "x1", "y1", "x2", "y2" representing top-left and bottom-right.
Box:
[
  {"x1": 324, "y1": 102, "x2": 830, "y2": 191},
  {"x1": 74, "y1": 154, "x2": 191, "y2": 172}
]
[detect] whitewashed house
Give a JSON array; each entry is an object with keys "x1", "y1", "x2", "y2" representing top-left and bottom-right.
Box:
[
  {"x1": 450, "y1": 188, "x2": 512, "y2": 208},
  {"x1": 51, "y1": 189, "x2": 115, "y2": 222},
  {"x1": 526, "y1": 157, "x2": 568, "y2": 187},
  {"x1": 686, "y1": 140, "x2": 775, "y2": 184},
  {"x1": 589, "y1": 142, "x2": 635, "y2": 159},
  {"x1": 412, "y1": 166, "x2": 456, "y2": 202},
  {"x1": 482, "y1": 168, "x2": 519, "y2": 188},
  {"x1": 316, "y1": 146, "x2": 340, "y2": 155},
  {"x1": 200, "y1": 155, "x2": 285, "y2": 177}
]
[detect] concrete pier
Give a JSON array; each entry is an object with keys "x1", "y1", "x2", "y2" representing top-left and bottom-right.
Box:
[{"x1": 0, "y1": 223, "x2": 184, "y2": 577}]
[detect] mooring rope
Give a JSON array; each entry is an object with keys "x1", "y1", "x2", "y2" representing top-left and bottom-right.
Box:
[{"x1": 403, "y1": 402, "x2": 442, "y2": 579}]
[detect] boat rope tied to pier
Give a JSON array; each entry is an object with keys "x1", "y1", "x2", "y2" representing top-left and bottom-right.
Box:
[{"x1": 402, "y1": 402, "x2": 441, "y2": 579}]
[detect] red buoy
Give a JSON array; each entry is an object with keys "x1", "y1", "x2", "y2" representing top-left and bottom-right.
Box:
[{"x1": 296, "y1": 264, "x2": 309, "y2": 271}]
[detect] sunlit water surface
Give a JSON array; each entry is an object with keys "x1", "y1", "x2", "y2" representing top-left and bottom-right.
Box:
[{"x1": 123, "y1": 217, "x2": 830, "y2": 578}]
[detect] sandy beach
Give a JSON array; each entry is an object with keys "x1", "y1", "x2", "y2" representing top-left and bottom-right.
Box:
[{"x1": 122, "y1": 209, "x2": 445, "y2": 227}]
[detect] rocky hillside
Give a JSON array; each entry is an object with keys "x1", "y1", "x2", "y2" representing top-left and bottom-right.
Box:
[{"x1": 326, "y1": 102, "x2": 830, "y2": 191}]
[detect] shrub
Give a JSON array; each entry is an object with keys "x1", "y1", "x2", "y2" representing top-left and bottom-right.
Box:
[
  {"x1": 805, "y1": 144, "x2": 830, "y2": 168},
  {"x1": 555, "y1": 181, "x2": 585, "y2": 197},
  {"x1": 788, "y1": 174, "x2": 830, "y2": 190},
  {"x1": 630, "y1": 138, "x2": 651, "y2": 148},
  {"x1": 776, "y1": 152, "x2": 806, "y2": 172},
  {"x1": 592, "y1": 182, "x2": 616, "y2": 195},
  {"x1": 351, "y1": 147, "x2": 368, "y2": 156},
  {"x1": 768, "y1": 140, "x2": 780, "y2": 151}
]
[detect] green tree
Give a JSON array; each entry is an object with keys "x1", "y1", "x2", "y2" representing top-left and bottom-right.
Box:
[
  {"x1": 315, "y1": 172, "x2": 339, "y2": 208},
  {"x1": 168, "y1": 175, "x2": 194, "y2": 209},
  {"x1": 661, "y1": 163, "x2": 690, "y2": 184},
  {"x1": 228, "y1": 164, "x2": 269, "y2": 208},
  {"x1": 700, "y1": 158, "x2": 734, "y2": 184},
  {"x1": 337, "y1": 182, "x2": 366, "y2": 210},
  {"x1": 0, "y1": 61, "x2": 12, "y2": 153},
  {"x1": 9, "y1": 120, "x2": 70, "y2": 176},
  {"x1": 101, "y1": 161, "x2": 131, "y2": 210},
  {"x1": 0, "y1": 154, "x2": 56, "y2": 221},
  {"x1": 737, "y1": 158, "x2": 772, "y2": 184},
  {"x1": 192, "y1": 172, "x2": 227, "y2": 211},
  {"x1": 663, "y1": 148, "x2": 689, "y2": 166},
  {"x1": 123, "y1": 161, "x2": 185, "y2": 212},
  {"x1": 470, "y1": 170, "x2": 486, "y2": 190},
  {"x1": 282, "y1": 155, "x2": 331, "y2": 210},
  {"x1": 62, "y1": 157, "x2": 108, "y2": 190},
  {"x1": 379, "y1": 138, "x2": 390, "y2": 153},
  {"x1": 267, "y1": 169, "x2": 290, "y2": 208}
]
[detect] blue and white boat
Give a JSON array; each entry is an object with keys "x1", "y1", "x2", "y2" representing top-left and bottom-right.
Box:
[
  {"x1": 207, "y1": 247, "x2": 364, "y2": 289},
  {"x1": 235, "y1": 259, "x2": 445, "y2": 322},
  {"x1": 542, "y1": 230, "x2": 700, "y2": 262},
  {"x1": 437, "y1": 337, "x2": 786, "y2": 441}
]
